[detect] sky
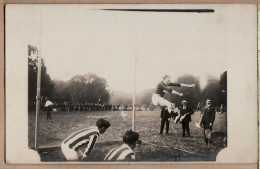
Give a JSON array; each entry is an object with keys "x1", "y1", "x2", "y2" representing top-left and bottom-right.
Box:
[{"x1": 7, "y1": 5, "x2": 228, "y2": 93}]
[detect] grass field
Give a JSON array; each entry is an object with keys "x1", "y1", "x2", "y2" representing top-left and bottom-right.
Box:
[{"x1": 28, "y1": 110, "x2": 227, "y2": 162}]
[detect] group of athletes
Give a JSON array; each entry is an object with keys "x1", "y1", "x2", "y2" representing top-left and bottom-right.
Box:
[{"x1": 61, "y1": 75, "x2": 215, "y2": 161}]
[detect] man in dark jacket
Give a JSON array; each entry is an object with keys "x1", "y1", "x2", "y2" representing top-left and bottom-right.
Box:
[
  {"x1": 160, "y1": 106, "x2": 171, "y2": 134},
  {"x1": 178, "y1": 100, "x2": 194, "y2": 137},
  {"x1": 201, "y1": 99, "x2": 216, "y2": 146}
]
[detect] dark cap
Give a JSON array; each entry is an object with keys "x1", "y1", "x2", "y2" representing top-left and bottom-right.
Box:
[
  {"x1": 123, "y1": 130, "x2": 139, "y2": 145},
  {"x1": 96, "y1": 118, "x2": 110, "y2": 129}
]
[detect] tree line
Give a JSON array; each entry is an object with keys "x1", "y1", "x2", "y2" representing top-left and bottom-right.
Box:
[
  {"x1": 28, "y1": 45, "x2": 110, "y2": 110},
  {"x1": 28, "y1": 45, "x2": 227, "y2": 111}
]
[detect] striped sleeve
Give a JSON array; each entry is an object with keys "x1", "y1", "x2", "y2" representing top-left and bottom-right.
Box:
[
  {"x1": 104, "y1": 147, "x2": 116, "y2": 161},
  {"x1": 104, "y1": 150, "x2": 111, "y2": 161},
  {"x1": 83, "y1": 134, "x2": 98, "y2": 155}
]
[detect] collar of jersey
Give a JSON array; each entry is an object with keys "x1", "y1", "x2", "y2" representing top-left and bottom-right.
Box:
[
  {"x1": 122, "y1": 143, "x2": 135, "y2": 154},
  {"x1": 94, "y1": 126, "x2": 100, "y2": 135}
]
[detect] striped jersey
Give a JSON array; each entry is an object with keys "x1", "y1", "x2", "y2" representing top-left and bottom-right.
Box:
[
  {"x1": 104, "y1": 144, "x2": 136, "y2": 161},
  {"x1": 63, "y1": 126, "x2": 100, "y2": 155}
]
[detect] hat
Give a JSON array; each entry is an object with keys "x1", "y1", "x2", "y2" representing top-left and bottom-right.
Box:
[{"x1": 182, "y1": 100, "x2": 187, "y2": 103}]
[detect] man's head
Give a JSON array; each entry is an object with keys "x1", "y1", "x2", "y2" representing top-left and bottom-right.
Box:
[
  {"x1": 163, "y1": 75, "x2": 171, "y2": 85},
  {"x1": 123, "y1": 130, "x2": 140, "y2": 150},
  {"x1": 96, "y1": 119, "x2": 110, "y2": 134},
  {"x1": 181, "y1": 100, "x2": 187, "y2": 106},
  {"x1": 206, "y1": 99, "x2": 211, "y2": 106}
]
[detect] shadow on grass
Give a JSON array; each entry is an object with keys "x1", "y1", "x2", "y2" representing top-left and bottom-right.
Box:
[{"x1": 212, "y1": 131, "x2": 227, "y2": 138}]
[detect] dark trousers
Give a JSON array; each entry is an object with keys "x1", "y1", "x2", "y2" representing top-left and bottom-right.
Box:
[
  {"x1": 203, "y1": 124, "x2": 212, "y2": 144},
  {"x1": 47, "y1": 111, "x2": 52, "y2": 120},
  {"x1": 160, "y1": 118, "x2": 169, "y2": 134},
  {"x1": 181, "y1": 121, "x2": 190, "y2": 137}
]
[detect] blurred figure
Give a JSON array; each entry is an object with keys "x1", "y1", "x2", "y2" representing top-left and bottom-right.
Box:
[
  {"x1": 44, "y1": 97, "x2": 53, "y2": 121},
  {"x1": 104, "y1": 130, "x2": 140, "y2": 161}
]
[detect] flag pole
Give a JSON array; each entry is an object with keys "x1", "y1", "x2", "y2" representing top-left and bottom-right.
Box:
[
  {"x1": 132, "y1": 35, "x2": 137, "y2": 131},
  {"x1": 132, "y1": 63, "x2": 136, "y2": 131},
  {"x1": 35, "y1": 12, "x2": 42, "y2": 151},
  {"x1": 35, "y1": 48, "x2": 42, "y2": 151},
  {"x1": 132, "y1": 60, "x2": 136, "y2": 131}
]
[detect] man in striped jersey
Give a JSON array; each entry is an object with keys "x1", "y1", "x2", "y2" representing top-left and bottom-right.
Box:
[
  {"x1": 61, "y1": 118, "x2": 110, "y2": 161},
  {"x1": 104, "y1": 130, "x2": 139, "y2": 161}
]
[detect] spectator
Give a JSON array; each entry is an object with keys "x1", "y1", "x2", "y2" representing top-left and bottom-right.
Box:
[
  {"x1": 178, "y1": 100, "x2": 194, "y2": 137},
  {"x1": 44, "y1": 97, "x2": 53, "y2": 121},
  {"x1": 201, "y1": 99, "x2": 216, "y2": 147}
]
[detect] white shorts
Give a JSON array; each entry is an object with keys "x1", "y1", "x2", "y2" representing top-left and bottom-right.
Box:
[
  {"x1": 61, "y1": 142, "x2": 78, "y2": 161},
  {"x1": 152, "y1": 93, "x2": 173, "y2": 107}
]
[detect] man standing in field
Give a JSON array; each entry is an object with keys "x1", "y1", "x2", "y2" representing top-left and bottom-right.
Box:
[
  {"x1": 104, "y1": 130, "x2": 140, "y2": 161},
  {"x1": 152, "y1": 75, "x2": 195, "y2": 113},
  {"x1": 200, "y1": 99, "x2": 216, "y2": 147},
  {"x1": 160, "y1": 106, "x2": 171, "y2": 134},
  {"x1": 61, "y1": 118, "x2": 110, "y2": 161},
  {"x1": 44, "y1": 97, "x2": 53, "y2": 121},
  {"x1": 177, "y1": 100, "x2": 194, "y2": 137}
]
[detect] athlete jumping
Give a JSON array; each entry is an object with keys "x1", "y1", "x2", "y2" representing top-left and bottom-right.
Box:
[{"x1": 152, "y1": 75, "x2": 195, "y2": 113}]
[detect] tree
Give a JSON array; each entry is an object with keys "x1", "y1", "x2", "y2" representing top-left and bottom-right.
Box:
[
  {"x1": 165, "y1": 74, "x2": 201, "y2": 108},
  {"x1": 51, "y1": 80, "x2": 71, "y2": 103},
  {"x1": 28, "y1": 45, "x2": 54, "y2": 110},
  {"x1": 219, "y1": 71, "x2": 227, "y2": 108},
  {"x1": 136, "y1": 89, "x2": 155, "y2": 106},
  {"x1": 68, "y1": 73, "x2": 110, "y2": 104},
  {"x1": 201, "y1": 76, "x2": 222, "y2": 107},
  {"x1": 109, "y1": 90, "x2": 132, "y2": 106}
]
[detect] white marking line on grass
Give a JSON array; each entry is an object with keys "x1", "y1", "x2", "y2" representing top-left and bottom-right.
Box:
[
  {"x1": 141, "y1": 139, "x2": 207, "y2": 157},
  {"x1": 121, "y1": 111, "x2": 126, "y2": 121},
  {"x1": 87, "y1": 116, "x2": 110, "y2": 119}
]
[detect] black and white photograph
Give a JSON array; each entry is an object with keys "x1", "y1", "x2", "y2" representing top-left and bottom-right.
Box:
[{"x1": 5, "y1": 4, "x2": 257, "y2": 163}]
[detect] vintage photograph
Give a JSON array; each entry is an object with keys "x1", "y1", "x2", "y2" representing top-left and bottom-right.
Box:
[{"x1": 5, "y1": 4, "x2": 257, "y2": 164}]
